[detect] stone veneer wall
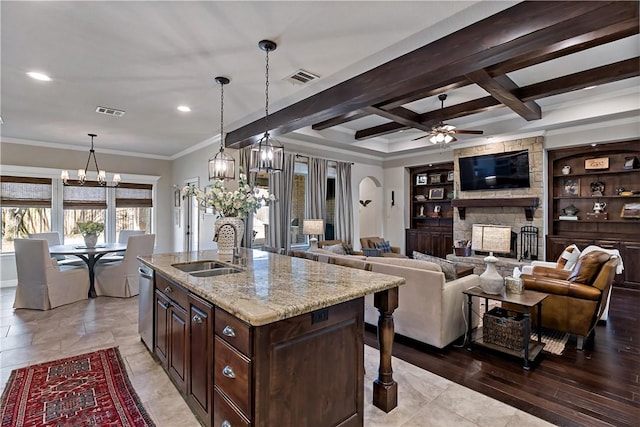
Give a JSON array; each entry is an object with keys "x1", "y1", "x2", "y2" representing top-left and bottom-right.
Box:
[{"x1": 453, "y1": 136, "x2": 544, "y2": 260}]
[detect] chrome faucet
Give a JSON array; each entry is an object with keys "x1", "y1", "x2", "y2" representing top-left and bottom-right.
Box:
[{"x1": 215, "y1": 222, "x2": 242, "y2": 263}]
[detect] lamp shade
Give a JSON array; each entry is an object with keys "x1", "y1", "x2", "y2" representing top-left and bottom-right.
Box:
[
  {"x1": 303, "y1": 219, "x2": 324, "y2": 236},
  {"x1": 471, "y1": 224, "x2": 512, "y2": 254}
]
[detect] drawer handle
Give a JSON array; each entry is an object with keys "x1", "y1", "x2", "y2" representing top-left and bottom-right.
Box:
[
  {"x1": 222, "y1": 365, "x2": 235, "y2": 379},
  {"x1": 192, "y1": 314, "x2": 203, "y2": 324},
  {"x1": 164, "y1": 286, "x2": 173, "y2": 293},
  {"x1": 221, "y1": 421, "x2": 231, "y2": 427},
  {"x1": 222, "y1": 325, "x2": 236, "y2": 337}
]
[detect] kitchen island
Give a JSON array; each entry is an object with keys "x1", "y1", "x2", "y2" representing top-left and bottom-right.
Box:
[{"x1": 138, "y1": 248, "x2": 405, "y2": 427}]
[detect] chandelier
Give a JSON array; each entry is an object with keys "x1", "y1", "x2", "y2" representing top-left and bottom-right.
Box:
[
  {"x1": 208, "y1": 76, "x2": 235, "y2": 180},
  {"x1": 61, "y1": 133, "x2": 121, "y2": 187},
  {"x1": 249, "y1": 39, "x2": 284, "y2": 174}
]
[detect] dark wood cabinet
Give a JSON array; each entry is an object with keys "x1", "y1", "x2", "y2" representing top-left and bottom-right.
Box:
[
  {"x1": 187, "y1": 294, "x2": 214, "y2": 426},
  {"x1": 547, "y1": 141, "x2": 640, "y2": 290},
  {"x1": 407, "y1": 163, "x2": 454, "y2": 258}
]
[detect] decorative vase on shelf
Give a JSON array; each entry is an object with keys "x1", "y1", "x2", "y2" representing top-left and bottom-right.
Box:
[
  {"x1": 83, "y1": 233, "x2": 99, "y2": 248},
  {"x1": 215, "y1": 217, "x2": 245, "y2": 255}
]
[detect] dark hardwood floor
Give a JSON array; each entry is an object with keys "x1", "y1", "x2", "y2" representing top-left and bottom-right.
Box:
[{"x1": 364, "y1": 287, "x2": 640, "y2": 427}]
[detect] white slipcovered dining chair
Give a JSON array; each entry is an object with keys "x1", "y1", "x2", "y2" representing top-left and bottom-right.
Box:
[
  {"x1": 94, "y1": 234, "x2": 155, "y2": 297},
  {"x1": 28, "y1": 231, "x2": 84, "y2": 266},
  {"x1": 99, "y1": 230, "x2": 146, "y2": 263},
  {"x1": 13, "y1": 239, "x2": 89, "y2": 310}
]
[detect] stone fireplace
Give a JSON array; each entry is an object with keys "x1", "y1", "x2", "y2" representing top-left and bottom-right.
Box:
[{"x1": 451, "y1": 136, "x2": 544, "y2": 262}]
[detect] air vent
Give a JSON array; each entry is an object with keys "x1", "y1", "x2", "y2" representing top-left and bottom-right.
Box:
[
  {"x1": 286, "y1": 69, "x2": 319, "y2": 85},
  {"x1": 95, "y1": 106, "x2": 125, "y2": 117}
]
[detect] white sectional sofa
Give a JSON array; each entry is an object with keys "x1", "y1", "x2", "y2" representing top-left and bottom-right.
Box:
[{"x1": 309, "y1": 250, "x2": 480, "y2": 349}]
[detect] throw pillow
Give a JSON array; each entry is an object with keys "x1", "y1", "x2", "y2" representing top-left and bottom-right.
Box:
[
  {"x1": 375, "y1": 240, "x2": 392, "y2": 253},
  {"x1": 412, "y1": 251, "x2": 458, "y2": 281},
  {"x1": 568, "y1": 250, "x2": 610, "y2": 285},
  {"x1": 342, "y1": 243, "x2": 355, "y2": 255},
  {"x1": 324, "y1": 243, "x2": 346, "y2": 255},
  {"x1": 556, "y1": 245, "x2": 580, "y2": 270}
]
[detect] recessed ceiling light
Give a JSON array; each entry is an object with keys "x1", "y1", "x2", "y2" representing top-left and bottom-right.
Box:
[
  {"x1": 26, "y1": 71, "x2": 51, "y2": 81},
  {"x1": 583, "y1": 85, "x2": 597, "y2": 90},
  {"x1": 591, "y1": 143, "x2": 597, "y2": 147},
  {"x1": 177, "y1": 105, "x2": 191, "y2": 112}
]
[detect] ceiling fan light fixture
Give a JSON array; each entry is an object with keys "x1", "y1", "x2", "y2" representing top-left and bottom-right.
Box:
[
  {"x1": 208, "y1": 76, "x2": 235, "y2": 181},
  {"x1": 249, "y1": 39, "x2": 284, "y2": 174}
]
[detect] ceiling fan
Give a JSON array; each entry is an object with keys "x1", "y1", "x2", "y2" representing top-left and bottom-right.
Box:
[{"x1": 413, "y1": 94, "x2": 483, "y2": 144}]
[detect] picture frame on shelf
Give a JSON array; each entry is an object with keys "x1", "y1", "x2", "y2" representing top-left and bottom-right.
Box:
[
  {"x1": 429, "y1": 173, "x2": 442, "y2": 184},
  {"x1": 447, "y1": 171, "x2": 454, "y2": 181},
  {"x1": 561, "y1": 178, "x2": 580, "y2": 196},
  {"x1": 585, "y1": 157, "x2": 609, "y2": 170},
  {"x1": 623, "y1": 156, "x2": 639, "y2": 170},
  {"x1": 428, "y1": 187, "x2": 445, "y2": 200},
  {"x1": 621, "y1": 203, "x2": 640, "y2": 219},
  {"x1": 416, "y1": 174, "x2": 428, "y2": 185}
]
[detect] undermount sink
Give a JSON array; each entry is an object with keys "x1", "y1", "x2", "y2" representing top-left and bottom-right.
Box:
[
  {"x1": 189, "y1": 267, "x2": 242, "y2": 277},
  {"x1": 172, "y1": 261, "x2": 243, "y2": 277},
  {"x1": 172, "y1": 261, "x2": 229, "y2": 272}
]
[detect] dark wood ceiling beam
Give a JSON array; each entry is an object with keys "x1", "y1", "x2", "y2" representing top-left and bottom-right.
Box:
[
  {"x1": 465, "y1": 69, "x2": 541, "y2": 121},
  {"x1": 312, "y1": 110, "x2": 369, "y2": 130},
  {"x1": 362, "y1": 106, "x2": 433, "y2": 133},
  {"x1": 486, "y1": 19, "x2": 639, "y2": 76},
  {"x1": 226, "y1": 1, "x2": 638, "y2": 147},
  {"x1": 517, "y1": 58, "x2": 640, "y2": 102},
  {"x1": 356, "y1": 97, "x2": 501, "y2": 140},
  {"x1": 355, "y1": 59, "x2": 639, "y2": 140}
]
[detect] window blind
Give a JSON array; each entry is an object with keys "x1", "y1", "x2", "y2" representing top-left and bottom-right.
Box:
[
  {"x1": 0, "y1": 176, "x2": 52, "y2": 207},
  {"x1": 116, "y1": 183, "x2": 153, "y2": 207},
  {"x1": 63, "y1": 181, "x2": 107, "y2": 209}
]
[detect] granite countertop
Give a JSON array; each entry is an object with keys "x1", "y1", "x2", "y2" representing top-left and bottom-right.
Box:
[{"x1": 138, "y1": 248, "x2": 405, "y2": 326}]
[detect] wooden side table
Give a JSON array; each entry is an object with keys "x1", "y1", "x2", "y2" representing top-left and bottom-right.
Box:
[{"x1": 462, "y1": 286, "x2": 548, "y2": 370}]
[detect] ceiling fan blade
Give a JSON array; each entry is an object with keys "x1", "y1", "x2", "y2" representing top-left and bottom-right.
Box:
[
  {"x1": 454, "y1": 129, "x2": 483, "y2": 135},
  {"x1": 411, "y1": 134, "x2": 430, "y2": 141}
]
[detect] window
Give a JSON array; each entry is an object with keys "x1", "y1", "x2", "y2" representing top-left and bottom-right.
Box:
[
  {"x1": 115, "y1": 183, "x2": 152, "y2": 235},
  {"x1": 63, "y1": 182, "x2": 107, "y2": 245},
  {"x1": 1, "y1": 176, "x2": 52, "y2": 252}
]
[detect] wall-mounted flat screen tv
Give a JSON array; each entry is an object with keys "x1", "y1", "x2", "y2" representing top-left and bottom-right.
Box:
[{"x1": 458, "y1": 149, "x2": 530, "y2": 191}]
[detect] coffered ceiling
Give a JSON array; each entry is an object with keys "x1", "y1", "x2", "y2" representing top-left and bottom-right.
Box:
[{"x1": 1, "y1": 1, "x2": 638, "y2": 161}]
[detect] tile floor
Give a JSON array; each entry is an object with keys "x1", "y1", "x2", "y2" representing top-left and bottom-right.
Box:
[{"x1": 0, "y1": 287, "x2": 554, "y2": 426}]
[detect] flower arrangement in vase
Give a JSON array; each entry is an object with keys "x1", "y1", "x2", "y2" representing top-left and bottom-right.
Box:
[
  {"x1": 77, "y1": 221, "x2": 104, "y2": 247},
  {"x1": 180, "y1": 173, "x2": 275, "y2": 254}
]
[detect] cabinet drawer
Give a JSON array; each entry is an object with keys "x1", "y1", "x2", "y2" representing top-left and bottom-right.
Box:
[
  {"x1": 213, "y1": 388, "x2": 250, "y2": 427},
  {"x1": 156, "y1": 274, "x2": 188, "y2": 310},
  {"x1": 214, "y1": 337, "x2": 251, "y2": 417},
  {"x1": 215, "y1": 308, "x2": 252, "y2": 357}
]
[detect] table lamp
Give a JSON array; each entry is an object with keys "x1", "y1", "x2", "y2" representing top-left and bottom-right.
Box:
[
  {"x1": 303, "y1": 219, "x2": 324, "y2": 250},
  {"x1": 471, "y1": 224, "x2": 512, "y2": 294}
]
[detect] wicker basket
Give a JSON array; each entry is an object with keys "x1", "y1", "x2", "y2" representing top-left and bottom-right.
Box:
[
  {"x1": 454, "y1": 247, "x2": 471, "y2": 257},
  {"x1": 483, "y1": 307, "x2": 525, "y2": 350}
]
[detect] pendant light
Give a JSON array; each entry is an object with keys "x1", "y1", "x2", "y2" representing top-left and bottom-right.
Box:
[
  {"x1": 61, "y1": 133, "x2": 121, "y2": 187},
  {"x1": 249, "y1": 39, "x2": 284, "y2": 174},
  {"x1": 208, "y1": 76, "x2": 235, "y2": 180}
]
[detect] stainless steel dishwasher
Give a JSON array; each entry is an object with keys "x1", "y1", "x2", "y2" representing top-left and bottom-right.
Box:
[{"x1": 138, "y1": 263, "x2": 154, "y2": 350}]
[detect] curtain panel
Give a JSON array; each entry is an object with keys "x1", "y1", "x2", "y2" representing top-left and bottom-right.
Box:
[{"x1": 335, "y1": 161, "x2": 353, "y2": 243}]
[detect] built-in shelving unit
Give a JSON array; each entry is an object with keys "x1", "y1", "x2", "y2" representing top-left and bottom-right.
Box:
[
  {"x1": 406, "y1": 163, "x2": 454, "y2": 258},
  {"x1": 547, "y1": 140, "x2": 640, "y2": 290}
]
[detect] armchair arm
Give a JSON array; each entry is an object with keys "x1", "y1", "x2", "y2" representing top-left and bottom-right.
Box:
[
  {"x1": 522, "y1": 276, "x2": 601, "y2": 301},
  {"x1": 531, "y1": 266, "x2": 571, "y2": 280}
]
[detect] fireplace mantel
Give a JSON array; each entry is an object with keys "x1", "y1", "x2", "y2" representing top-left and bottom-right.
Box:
[{"x1": 451, "y1": 197, "x2": 539, "y2": 221}]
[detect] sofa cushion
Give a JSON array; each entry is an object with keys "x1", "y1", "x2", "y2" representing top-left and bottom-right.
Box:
[
  {"x1": 323, "y1": 244, "x2": 346, "y2": 255},
  {"x1": 375, "y1": 240, "x2": 392, "y2": 253},
  {"x1": 568, "y1": 250, "x2": 610, "y2": 285},
  {"x1": 367, "y1": 256, "x2": 442, "y2": 273},
  {"x1": 556, "y1": 245, "x2": 581, "y2": 270},
  {"x1": 342, "y1": 243, "x2": 355, "y2": 255},
  {"x1": 412, "y1": 251, "x2": 458, "y2": 281}
]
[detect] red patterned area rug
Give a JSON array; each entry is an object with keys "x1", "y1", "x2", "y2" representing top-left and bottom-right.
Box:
[{"x1": 0, "y1": 347, "x2": 155, "y2": 426}]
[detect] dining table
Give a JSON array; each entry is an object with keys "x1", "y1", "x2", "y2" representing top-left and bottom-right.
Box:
[{"x1": 49, "y1": 243, "x2": 127, "y2": 297}]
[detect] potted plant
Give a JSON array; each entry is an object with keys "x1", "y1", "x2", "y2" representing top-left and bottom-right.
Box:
[{"x1": 77, "y1": 221, "x2": 104, "y2": 248}]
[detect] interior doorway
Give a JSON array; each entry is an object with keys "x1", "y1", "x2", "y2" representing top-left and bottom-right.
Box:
[{"x1": 358, "y1": 176, "x2": 383, "y2": 239}]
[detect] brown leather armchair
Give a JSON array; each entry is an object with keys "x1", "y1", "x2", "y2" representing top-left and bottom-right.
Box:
[
  {"x1": 519, "y1": 250, "x2": 617, "y2": 349},
  {"x1": 359, "y1": 237, "x2": 405, "y2": 258}
]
